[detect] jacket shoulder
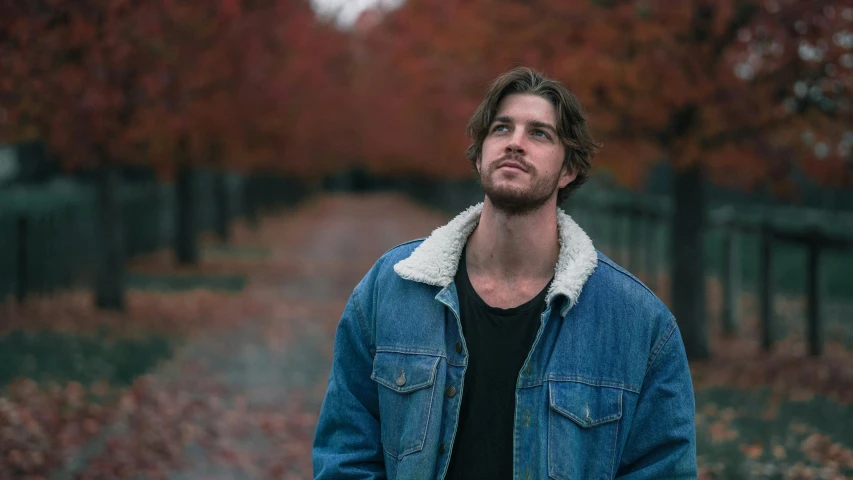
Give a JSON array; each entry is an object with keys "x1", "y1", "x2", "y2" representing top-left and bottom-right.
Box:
[
  {"x1": 586, "y1": 250, "x2": 674, "y2": 336},
  {"x1": 592, "y1": 250, "x2": 667, "y2": 310},
  {"x1": 353, "y1": 237, "x2": 426, "y2": 294},
  {"x1": 378, "y1": 237, "x2": 426, "y2": 265}
]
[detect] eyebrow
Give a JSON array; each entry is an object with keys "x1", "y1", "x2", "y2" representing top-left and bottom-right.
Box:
[{"x1": 493, "y1": 115, "x2": 558, "y2": 135}]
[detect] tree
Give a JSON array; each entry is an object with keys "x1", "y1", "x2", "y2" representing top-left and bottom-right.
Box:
[
  {"x1": 350, "y1": 0, "x2": 851, "y2": 359},
  {"x1": 0, "y1": 0, "x2": 159, "y2": 309},
  {"x1": 543, "y1": 0, "x2": 852, "y2": 359},
  {"x1": 0, "y1": 0, "x2": 354, "y2": 307}
]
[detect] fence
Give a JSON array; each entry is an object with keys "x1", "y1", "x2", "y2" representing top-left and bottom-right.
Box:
[
  {"x1": 564, "y1": 188, "x2": 853, "y2": 356},
  {"x1": 0, "y1": 171, "x2": 306, "y2": 304},
  {"x1": 320, "y1": 172, "x2": 853, "y2": 357}
]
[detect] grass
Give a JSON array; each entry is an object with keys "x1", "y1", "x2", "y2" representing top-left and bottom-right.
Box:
[
  {"x1": 126, "y1": 272, "x2": 246, "y2": 292},
  {"x1": 0, "y1": 328, "x2": 175, "y2": 388},
  {"x1": 695, "y1": 387, "x2": 853, "y2": 479}
]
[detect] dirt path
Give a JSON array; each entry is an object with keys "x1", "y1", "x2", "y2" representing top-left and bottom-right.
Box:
[
  {"x1": 39, "y1": 192, "x2": 853, "y2": 479},
  {"x1": 50, "y1": 193, "x2": 448, "y2": 480}
]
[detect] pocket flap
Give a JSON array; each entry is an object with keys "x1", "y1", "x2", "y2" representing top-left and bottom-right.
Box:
[
  {"x1": 371, "y1": 351, "x2": 440, "y2": 394},
  {"x1": 548, "y1": 381, "x2": 622, "y2": 428}
]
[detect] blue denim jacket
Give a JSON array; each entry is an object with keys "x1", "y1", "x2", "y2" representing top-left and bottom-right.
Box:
[{"x1": 313, "y1": 203, "x2": 697, "y2": 479}]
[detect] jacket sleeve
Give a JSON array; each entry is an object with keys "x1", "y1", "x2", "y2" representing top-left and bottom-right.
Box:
[
  {"x1": 312, "y1": 287, "x2": 386, "y2": 479},
  {"x1": 615, "y1": 319, "x2": 697, "y2": 479}
]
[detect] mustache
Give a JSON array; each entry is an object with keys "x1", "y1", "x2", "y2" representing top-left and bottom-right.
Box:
[{"x1": 491, "y1": 155, "x2": 533, "y2": 172}]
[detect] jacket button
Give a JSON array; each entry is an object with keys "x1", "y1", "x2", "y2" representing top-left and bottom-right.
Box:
[
  {"x1": 439, "y1": 443, "x2": 446, "y2": 454},
  {"x1": 445, "y1": 386, "x2": 457, "y2": 398},
  {"x1": 455, "y1": 342, "x2": 462, "y2": 353}
]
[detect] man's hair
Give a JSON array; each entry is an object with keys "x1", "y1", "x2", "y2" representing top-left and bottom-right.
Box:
[{"x1": 465, "y1": 67, "x2": 600, "y2": 203}]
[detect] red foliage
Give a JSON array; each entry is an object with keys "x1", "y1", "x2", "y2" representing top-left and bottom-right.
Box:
[
  {"x1": 1, "y1": 0, "x2": 849, "y2": 188},
  {"x1": 350, "y1": 0, "x2": 852, "y2": 189},
  {"x1": 0, "y1": 0, "x2": 354, "y2": 179}
]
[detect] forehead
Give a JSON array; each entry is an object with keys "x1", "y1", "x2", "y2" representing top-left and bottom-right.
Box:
[{"x1": 494, "y1": 93, "x2": 558, "y2": 125}]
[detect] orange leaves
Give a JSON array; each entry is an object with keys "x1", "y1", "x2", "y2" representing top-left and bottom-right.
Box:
[
  {"x1": 595, "y1": 139, "x2": 661, "y2": 188},
  {"x1": 3, "y1": 0, "x2": 848, "y2": 186},
  {"x1": 0, "y1": 378, "x2": 119, "y2": 478},
  {"x1": 739, "y1": 442, "x2": 764, "y2": 459},
  {"x1": 0, "y1": 196, "x2": 444, "y2": 478},
  {"x1": 0, "y1": 0, "x2": 356, "y2": 177}
]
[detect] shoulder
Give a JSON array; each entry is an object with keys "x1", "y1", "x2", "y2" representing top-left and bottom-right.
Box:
[
  {"x1": 353, "y1": 237, "x2": 427, "y2": 296},
  {"x1": 582, "y1": 250, "x2": 675, "y2": 343},
  {"x1": 379, "y1": 238, "x2": 426, "y2": 265},
  {"x1": 592, "y1": 250, "x2": 660, "y2": 301}
]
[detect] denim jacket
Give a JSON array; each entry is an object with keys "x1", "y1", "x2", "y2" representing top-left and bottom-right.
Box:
[{"x1": 313, "y1": 203, "x2": 697, "y2": 479}]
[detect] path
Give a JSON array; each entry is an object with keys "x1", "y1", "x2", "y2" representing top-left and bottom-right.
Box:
[{"x1": 50, "y1": 193, "x2": 448, "y2": 480}]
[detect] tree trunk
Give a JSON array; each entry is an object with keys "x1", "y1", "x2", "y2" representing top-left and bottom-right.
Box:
[
  {"x1": 15, "y1": 216, "x2": 28, "y2": 303},
  {"x1": 214, "y1": 171, "x2": 230, "y2": 242},
  {"x1": 95, "y1": 166, "x2": 125, "y2": 310},
  {"x1": 175, "y1": 164, "x2": 199, "y2": 265},
  {"x1": 671, "y1": 164, "x2": 709, "y2": 359},
  {"x1": 244, "y1": 174, "x2": 259, "y2": 228}
]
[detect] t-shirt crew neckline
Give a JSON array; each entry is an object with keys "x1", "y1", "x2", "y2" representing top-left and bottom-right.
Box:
[{"x1": 457, "y1": 246, "x2": 554, "y2": 317}]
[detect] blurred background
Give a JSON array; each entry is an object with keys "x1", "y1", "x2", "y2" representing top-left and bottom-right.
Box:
[{"x1": 1, "y1": 0, "x2": 852, "y2": 478}]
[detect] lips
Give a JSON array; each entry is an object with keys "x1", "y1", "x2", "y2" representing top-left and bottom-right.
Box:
[{"x1": 496, "y1": 160, "x2": 527, "y2": 172}]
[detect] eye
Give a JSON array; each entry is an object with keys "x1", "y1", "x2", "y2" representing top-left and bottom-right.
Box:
[
  {"x1": 492, "y1": 124, "x2": 509, "y2": 133},
  {"x1": 532, "y1": 129, "x2": 549, "y2": 139}
]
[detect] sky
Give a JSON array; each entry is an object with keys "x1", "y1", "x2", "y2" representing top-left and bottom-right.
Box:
[{"x1": 310, "y1": 0, "x2": 405, "y2": 27}]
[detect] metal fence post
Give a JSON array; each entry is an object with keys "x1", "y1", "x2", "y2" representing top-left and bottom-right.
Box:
[
  {"x1": 806, "y1": 231, "x2": 823, "y2": 356},
  {"x1": 760, "y1": 225, "x2": 774, "y2": 351}
]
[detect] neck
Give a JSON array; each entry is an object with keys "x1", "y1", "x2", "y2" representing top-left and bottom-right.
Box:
[{"x1": 466, "y1": 196, "x2": 560, "y2": 282}]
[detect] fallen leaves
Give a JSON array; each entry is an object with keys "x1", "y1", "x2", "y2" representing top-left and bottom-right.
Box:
[
  {"x1": 740, "y1": 443, "x2": 764, "y2": 459},
  {"x1": 0, "y1": 379, "x2": 119, "y2": 479},
  {"x1": 1, "y1": 194, "x2": 447, "y2": 479},
  {"x1": 801, "y1": 433, "x2": 853, "y2": 472}
]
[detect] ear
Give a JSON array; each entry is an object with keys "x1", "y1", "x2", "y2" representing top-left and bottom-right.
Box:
[
  {"x1": 558, "y1": 164, "x2": 577, "y2": 189},
  {"x1": 475, "y1": 155, "x2": 482, "y2": 174}
]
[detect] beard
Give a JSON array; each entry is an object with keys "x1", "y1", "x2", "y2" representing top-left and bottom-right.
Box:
[{"x1": 479, "y1": 156, "x2": 561, "y2": 216}]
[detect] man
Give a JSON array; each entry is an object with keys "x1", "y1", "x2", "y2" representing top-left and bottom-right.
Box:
[{"x1": 313, "y1": 67, "x2": 696, "y2": 479}]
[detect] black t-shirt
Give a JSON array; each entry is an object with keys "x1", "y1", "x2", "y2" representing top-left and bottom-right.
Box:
[{"x1": 445, "y1": 247, "x2": 552, "y2": 480}]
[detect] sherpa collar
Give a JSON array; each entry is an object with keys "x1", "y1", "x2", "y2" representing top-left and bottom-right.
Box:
[{"x1": 393, "y1": 202, "x2": 598, "y2": 315}]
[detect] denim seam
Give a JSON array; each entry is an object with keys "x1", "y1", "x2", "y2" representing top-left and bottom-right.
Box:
[
  {"x1": 610, "y1": 394, "x2": 621, "y2": 480},
  {"x1": 548, "y1": 383, "x2": 623, "y2": 426},
  {"x1": 385, "y1": 237, "x2": 426, "y2": 254},
  {"x1": 351, "y1": 287, "x2": 374, "y2": 355},
  {"x1": 375, "y1": 346, "x2": 446, "y2": 357},
  {"x1": 377, "y1": 362, "x2": 439, "y2": 460},
  {"x1": 596, "y1": 255, "x2": 659, "y2": 299},
  {"x1": 646, "y1": 317, "x2": 677, "y2": 375},
  {"x1": 550, "y1": 403, "x2": 622, "y2": 427},
  {"x1": 547, "y1": 388, "x2": 562, "y2": 480},
  {"x1": 437, "y1": 290, "x2": 468, "y2": 480},
  {"x1": 370, "y1": 355, "x2": 439, "y2": 393},
  {"x1": 529, "y1": 375, "x2": 641, "y2": 394},
  {"x1": 395, "y1": 371, "x2": 438, "y2": 458},
  {"x1": 547, "y1": 385, "x2": 623, "y2": 480}
]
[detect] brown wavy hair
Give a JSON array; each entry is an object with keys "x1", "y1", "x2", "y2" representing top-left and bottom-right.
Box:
[{"x1": 465, "y1": 67, "x2": 600, "y2": 203}]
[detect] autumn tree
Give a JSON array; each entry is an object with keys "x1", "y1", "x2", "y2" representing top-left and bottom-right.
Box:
[
  {"x1": 350, "y1": 0, "x2": 851, "y2": 359},
  {"x1": 542, "y1": 0, "x2": 852, "y2": 359},
  {"x1": 0, "y1": 0, "x2": 164, "y2": 309},
  {"x1": 0, "y1": 0, "x2": 354, "y2": 308}
]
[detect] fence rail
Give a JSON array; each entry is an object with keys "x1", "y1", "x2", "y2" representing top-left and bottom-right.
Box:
[
  {"x1": 0, "y1": 171, "x2": 305, "y2": 304},
  {"x1": 565, "y1": 190, "x2": 853, "y2": 356}
]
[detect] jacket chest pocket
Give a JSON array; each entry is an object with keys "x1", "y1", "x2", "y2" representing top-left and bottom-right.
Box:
[
  {"x1": 371, "y1": 351, "x2": 440, "y2": 459},
  {"x1": 548, "y1": 381, "x2": 623, "y2": 480}
]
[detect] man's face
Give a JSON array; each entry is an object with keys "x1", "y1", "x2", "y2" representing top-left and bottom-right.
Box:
[{"x1": 477, "y1": 93, "x2": 575, "y2": 215}]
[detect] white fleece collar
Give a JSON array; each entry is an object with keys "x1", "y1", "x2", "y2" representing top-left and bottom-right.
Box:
[{"x1": 393, "y1": 202, "x2": 598, "y2": 315}]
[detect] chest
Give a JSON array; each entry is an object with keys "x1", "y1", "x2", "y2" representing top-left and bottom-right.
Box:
[{"x1": 467, "y1": 274, "x2": 551, "y2": 309}]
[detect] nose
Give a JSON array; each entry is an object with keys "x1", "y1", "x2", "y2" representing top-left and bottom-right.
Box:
[{"x1": 505, "y1": 132, "x2": 526, "y2": 155}]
